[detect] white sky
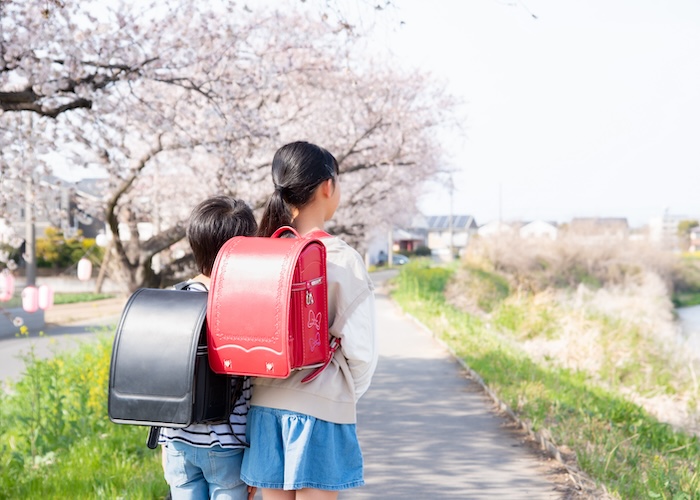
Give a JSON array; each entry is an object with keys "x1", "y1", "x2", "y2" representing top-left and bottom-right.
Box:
[{"x1": 371, "y1": 0, "x2": 700, "y2": 227}]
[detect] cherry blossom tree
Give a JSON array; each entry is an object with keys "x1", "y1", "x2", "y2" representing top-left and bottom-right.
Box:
[
  {"x1": 1, "y1": 0, "x2": 460, "y2": 291},
  {"x1": 276, "y1": 65, "x2": 460, "y2": 247}
]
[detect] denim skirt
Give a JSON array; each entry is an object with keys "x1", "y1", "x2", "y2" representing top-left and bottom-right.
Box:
[{"x1": 240, "y1": 406, "x2": 364, "y2": 491}]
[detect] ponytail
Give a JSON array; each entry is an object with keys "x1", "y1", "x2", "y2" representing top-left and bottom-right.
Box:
[
  {"x1": 258, "y1": 141, "x2": 339, "y2": 237},
  {"x1": 257, "y1": 190, "x2": 293, "y2": 237}
]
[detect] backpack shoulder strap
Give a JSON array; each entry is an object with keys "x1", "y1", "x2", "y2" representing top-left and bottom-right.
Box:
[
  {"x1": 301, "y1": 337, "x2": 341, "y2": 383},
  {"x1": 174, "y1": 281, "x2": 207, "y2": 291}
]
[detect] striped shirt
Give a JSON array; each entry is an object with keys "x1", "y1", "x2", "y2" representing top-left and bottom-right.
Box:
[
  {"x1": 158, "y1": 281, "x2": 250, "y2": 449},
  {"x1": 158, "y1": 377, "x2": 250, "y2": 449}
]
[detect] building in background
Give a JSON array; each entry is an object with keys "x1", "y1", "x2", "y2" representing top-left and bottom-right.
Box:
[
  {"x1": 424, "y1": 215, "x2": 478, "y2": 261},
  {"x1": 477, "y1": 220, "x2": 518, "y2": 238},
  {"x1": 2, "y1": 176, "x2": 105, "y2": 243},
  {"x1": 519, "y1": 220, "x2": 558, "y2": 240},
  {"x1": 365, "y1": 214, "x2": 479, "y2": 265},
  {"x1": 648, "y1": 212, "x2": 695, "y2": 251}
]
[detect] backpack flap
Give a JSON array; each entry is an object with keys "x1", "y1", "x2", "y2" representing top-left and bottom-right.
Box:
[
  {"x1": 208, "y1": 230, "x2": 329, "y2": 378},
  {"x1": 108, "y1": 288, "x2": 207, "y2": 427}
]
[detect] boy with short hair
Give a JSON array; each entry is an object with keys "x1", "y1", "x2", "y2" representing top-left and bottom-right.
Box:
[{"x1": 159, "y1": 195, "x2": 257, "y2": 500}]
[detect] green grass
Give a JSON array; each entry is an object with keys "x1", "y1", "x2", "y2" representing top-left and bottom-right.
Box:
[
  {"x1": 674, "y1": 256, "x2": 700, "y2": 307},
  {"x1": 0, "y1": 332, "x2": 166, "y2": 499},
  {"x1": 453, "y1": 265, "x2": 510, "y2": 313},
  {"x1": 1, "y1": 292, "x2": 114, "y2": 309},
  {"x1": 674, "y1": 291, "x2": 700, "y2": 308},
  {"x1": 52, "y1": 292, "x2": 115, "y2": 305},
  {"x1": 392, "y1": 263, "x2": 700, "y2": 499}
]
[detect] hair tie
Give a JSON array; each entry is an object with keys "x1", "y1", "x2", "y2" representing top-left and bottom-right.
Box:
[{"x1": 274, "y1": 185, "x2": 285, "y2": 195}]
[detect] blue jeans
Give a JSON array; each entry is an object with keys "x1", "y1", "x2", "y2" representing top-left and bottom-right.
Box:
[{"x1": 163, "y1": 441, "x2": 247, "y2": 500}]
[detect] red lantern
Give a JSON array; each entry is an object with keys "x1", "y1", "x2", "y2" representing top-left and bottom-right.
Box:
[
  {"x1": 38, "y1": 285, "x2": 54, "y2": 310},
  {"x1": 0, "y1": 271, "x2": 14, "y2": 302},
  {"x1": 22, "y1": 286, "x2": 39, "y2": 313},
  {"x1": 77, "y1": 258, "x2": 93, "y2": 281}
]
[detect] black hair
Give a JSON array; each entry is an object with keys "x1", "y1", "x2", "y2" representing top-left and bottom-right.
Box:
[
  {"x1": 187, "y1": 196, "x2": 258, "y2": 276},
  {"x1": 257, "y1": 141, "x2": 339, "y2": 237}
]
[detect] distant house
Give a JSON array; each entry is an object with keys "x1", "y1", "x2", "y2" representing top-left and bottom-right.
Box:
[
  {"x1": 365, "y1": 213, "x2": 479, "y2": 264},
  {"x1": 568, "y1": 217, "x2": 629, "y2": 240},
  {"x1": 423, "y1": 215, "x2": 478, "y2": 260},
  {"x1": 477, "y1": 220, "x2": 518, "y2": 238},
  {"x1": 392, "y1": 228, "x2": 425, "y2": 253},
  {"x1": 365, "y1": 222, "x2": 427, "y2": 266},
  {"x1": 519, "y1": 220, "x2": 558, "y2": 240}
]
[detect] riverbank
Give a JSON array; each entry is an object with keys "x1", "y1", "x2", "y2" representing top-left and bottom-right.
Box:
[
  {"x1": 449, "y1": 237, "x2": 700, "y2": 434},
  {"x1": 393, "y1": 260, "x2": 700, "y2": 498}
]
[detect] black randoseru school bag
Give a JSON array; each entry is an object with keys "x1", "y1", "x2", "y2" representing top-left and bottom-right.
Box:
[{"x1": 108, "y1": 282, "x2": 241, "y2": 448}]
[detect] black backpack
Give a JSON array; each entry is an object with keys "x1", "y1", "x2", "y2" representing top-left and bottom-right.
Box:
[{"x1": 108, "y1": 282, "x2": 244, "y2": 448}]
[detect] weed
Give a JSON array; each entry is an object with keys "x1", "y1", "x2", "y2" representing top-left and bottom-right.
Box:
[{"x1": 0, "y1": 331, "x2": 166, "y2": 498}]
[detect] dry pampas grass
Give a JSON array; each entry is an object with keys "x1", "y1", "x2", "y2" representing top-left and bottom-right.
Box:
[{"x1": 453, "y1": 236, "x2": 700, "y2": 434}]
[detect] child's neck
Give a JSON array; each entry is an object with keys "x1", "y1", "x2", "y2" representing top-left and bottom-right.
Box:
[{"x1": 292, "y1": 210, "x2": 325, "y2": 237}]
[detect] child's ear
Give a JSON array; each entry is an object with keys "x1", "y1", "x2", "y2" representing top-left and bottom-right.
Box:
[{"x1": 321, "y1": 179, "x2": 334, "y2": 198}]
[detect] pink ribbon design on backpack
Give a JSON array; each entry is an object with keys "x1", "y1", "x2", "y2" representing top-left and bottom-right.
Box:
[
  {"x1": 308, "y1": 310, "x2": 322, "y2": 331},
  {"x1": 309, "y1": 331, "x2": 321, "y2": 352}
]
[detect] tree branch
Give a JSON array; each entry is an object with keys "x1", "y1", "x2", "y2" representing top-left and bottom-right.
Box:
[
  {"x1": 342, "y1": 160, "x2": 416, "y2": 174},
  {"x1": 335, "y1": 117, "x2": 384, "y2": 166},
  {"x1": 142, "y1": 224, "x2": 187, "y2": 257},
  {"x1": 0, "y1": 56, "x2": 160, "y2": 118},
  {"x1": 105, "y1": 135, "x2": 165, "y2": 272}
]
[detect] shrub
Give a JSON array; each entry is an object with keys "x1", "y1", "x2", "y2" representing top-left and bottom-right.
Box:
[
  {"x1": 672, "y1": 257, "x2": 700, "y2": 307},
  {"x1": 35, "y1": 227, "x2": 104, "y2": 269},
  {"x1": 412, "y1": 246, "x2": 432, "y2": 257},
  {"x1": 464, "y1": 236, "x2": 677, "y2": 294},
  {"x1": 445, "y1": 265, "x2": 510, "y2": 313}
]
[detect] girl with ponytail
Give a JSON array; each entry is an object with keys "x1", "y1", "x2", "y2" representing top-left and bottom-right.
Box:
[{"x1": 241, "y1": 141, "x2": 378, "y2": 499}]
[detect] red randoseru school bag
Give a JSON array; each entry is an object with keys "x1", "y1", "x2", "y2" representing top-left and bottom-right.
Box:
[{"x1": 207, "y1": 226, "x2": 338, "y2": 382}]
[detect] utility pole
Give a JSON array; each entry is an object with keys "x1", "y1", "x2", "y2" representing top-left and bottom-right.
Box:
[
  {"x1": 24, "y1": 113, "x2": 37, "y2": 287},
  {"x1": 448, "y1": 175, "x2": 455, "y2": 260},
  {"x1": 24, "y1": 176, "x2": 36, "y2": 286}
]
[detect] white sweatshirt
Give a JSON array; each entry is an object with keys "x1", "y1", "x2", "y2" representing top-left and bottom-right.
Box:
[{"x1": 250, "y1": 235, "x2": 378, "y2": 424}]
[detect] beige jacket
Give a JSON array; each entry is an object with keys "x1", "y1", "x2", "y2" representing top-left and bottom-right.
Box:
[{"x1": 250, "y1": 235, "x2": 377, "y2": 424}]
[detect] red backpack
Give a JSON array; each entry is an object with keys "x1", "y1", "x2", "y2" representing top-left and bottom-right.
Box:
[{"x1": 207, "y1": 226, "x2": 339, "y2": 382}]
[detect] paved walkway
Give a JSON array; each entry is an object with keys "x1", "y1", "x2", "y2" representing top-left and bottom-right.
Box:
[
  {"x1": 0, "y1": 302, "x2": 124, "y2": 383},
  {"x1": 348, "y1": 279, "x2": 560, "y2": 499},
  {"x1": 1, "y1": 278, "x2": 563, "y2": 498}
]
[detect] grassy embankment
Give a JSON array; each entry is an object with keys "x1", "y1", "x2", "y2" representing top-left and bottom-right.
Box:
[
  {"x1": 391, "y1": 238, "x2": 700, "y2": 499},
  {"x1": 2, "y1": 292, "x2": 115, "y2": 310},
  {"x1": 674, "y1": 253, "x2": 700, "y2": 307},
  {"x1": 0, "y1": 330, "x2": 166, "y2": 499}
]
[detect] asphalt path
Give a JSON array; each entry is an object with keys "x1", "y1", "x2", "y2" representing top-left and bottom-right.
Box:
[
  {"x1": 0, "y1": 315, "x2": 117, "y2": 387},
  {"x1": 347, "y1": 270, "x2": 559, "y2": 499},
  {"x1": 0, "y1": 270, "x2": 561, "y2": 498}
]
